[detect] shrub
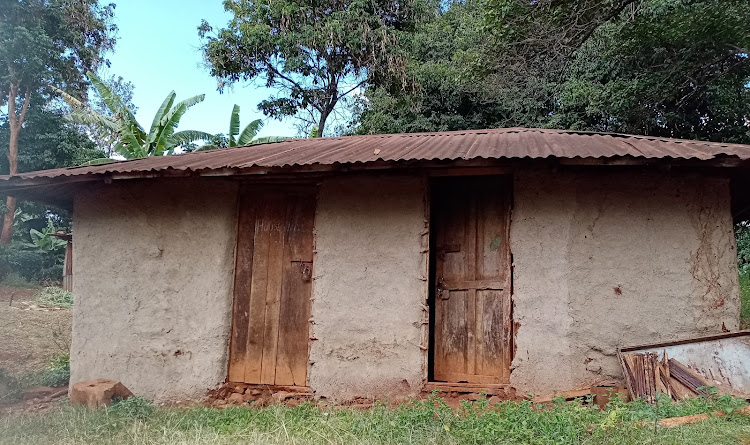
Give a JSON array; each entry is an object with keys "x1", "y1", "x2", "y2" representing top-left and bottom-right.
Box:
[
  {"x1": 0, "y1": 242, "x2": 63, "y2": 284},
  {"x1": 0, "y1": 272, "x2": 38, "y2": 288},
  {"x1": 109, "y1": 396, "x2": 156, "y2": 420},
  {"x1": 36, "y1": 353, "x2": 70, "y2": 387},
  {"x1": 35, "y1": 286, "x2": 73, "y2": 308}
]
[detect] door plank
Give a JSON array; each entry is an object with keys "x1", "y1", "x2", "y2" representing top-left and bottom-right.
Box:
[
  {"x1": 244, "y1": 199, "x2": 273, "y2": 383},
  {"x1": 228, "y1": 194, "x2": 257, "y2": 382},
  {"x1": 260, "y1": 199, "x2": 287, "y2": 384},
  {"x1": 229, "y1": 188, "x2": 316, "y2": 386},
  {"x1": 275, "y1": 194, "x2": 315, "y2": 385}
]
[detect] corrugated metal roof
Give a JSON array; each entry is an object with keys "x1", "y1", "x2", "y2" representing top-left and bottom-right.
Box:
[{"x1": 4, "y1": 127, "x2": 750, "y2": 181}]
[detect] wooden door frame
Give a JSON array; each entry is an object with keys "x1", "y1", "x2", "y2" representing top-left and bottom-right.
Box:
[
  {"x1": 425, "y1": 174, "x2": 515, "y2": 388},
  {"x1": 226, "y1": 183, "x2": 318, "y2": 387}
]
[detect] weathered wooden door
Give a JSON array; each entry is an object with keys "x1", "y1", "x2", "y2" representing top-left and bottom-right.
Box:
[
  {"x1": 432, "y1": 177, "x2": 513, "y2": 384},
  {"x1": 228, "y1": 187, "x2": 315, "y2": 386}
]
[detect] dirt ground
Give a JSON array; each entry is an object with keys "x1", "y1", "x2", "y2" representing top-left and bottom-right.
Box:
[{"x1": 0, "y1": 286, "x2": 72, "y2": 376}]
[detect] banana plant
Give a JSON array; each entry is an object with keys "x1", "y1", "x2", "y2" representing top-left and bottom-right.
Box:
[
  {"x1": 58, "y1": 71, "x2": 212, "y2": 160},
  {"x1": 199, "y1": 105, "x2": 288, "y2": 150}
]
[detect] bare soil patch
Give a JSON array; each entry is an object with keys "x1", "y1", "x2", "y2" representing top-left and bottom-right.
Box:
[{"x1": 0, "y1": 286, "x2": 72, "y2": 376}]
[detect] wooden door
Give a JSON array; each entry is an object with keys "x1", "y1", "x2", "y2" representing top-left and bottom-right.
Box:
[
  {"x1": 432, "y1": 176, "x2": 513, "y2": 384},
  {"x1": 228, "y1": 187, "x2": 315, "y2": 386}
]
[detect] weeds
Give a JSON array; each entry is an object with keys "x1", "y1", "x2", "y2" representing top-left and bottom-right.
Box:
[
  {"x1": 34, "y1": 286, "x2": 73, "y2": 308},
  {"x1": 0, "y1": 353, "x2": 70, "y2": 405},
  {"x1": 108, "y1": 396, "x2": 155, "y2": 421},
  {"x1": 32, "y1": 353, "x2": 70, "y2": 387},
  {"x1": 1, "y1": 394, "x2": 748, "y2": 444}
]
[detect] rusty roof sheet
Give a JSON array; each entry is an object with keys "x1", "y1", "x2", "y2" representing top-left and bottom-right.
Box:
[{"x1": 4, "y1": 127, "x2": 750, "y2": 181}]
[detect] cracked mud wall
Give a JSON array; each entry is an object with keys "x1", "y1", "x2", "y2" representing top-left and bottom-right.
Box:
[
  {"x1": 510, "y1": 169, "x2": 740, "y2": 396},
  {"x1": 71, "y1": 179, "x2": 238, "y2": 402},
  {"x1": 309, "y1": 176, "x2": 428, "y2": 400}
]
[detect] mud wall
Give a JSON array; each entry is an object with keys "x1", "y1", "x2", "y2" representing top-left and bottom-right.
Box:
[
  {"x1": 309, "y1": 176, "x2": 428, "y2": 400},
  {"x1": 71, "y1": 179, "x2": 238, "y2": 402},
  {"x1": 510, "y1": 169, "x2": 740, "y2": 396}
]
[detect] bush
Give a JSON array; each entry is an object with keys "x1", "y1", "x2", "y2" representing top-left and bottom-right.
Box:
[
  {"x1": 109, "y1": 396, "x2": 156, "y2": 420},
  {"x1": 35, "y1": 286, "x2": 73, "y2": 308},
  {"x1": 0, "y1": 242, "x2": 63, "y2": 284},
  {"x1": 36, "y1": 353, "x2": 70, "y2": 387},
  {"x1": 0, "y1": 272, "x2": 38, "y2": 288}
]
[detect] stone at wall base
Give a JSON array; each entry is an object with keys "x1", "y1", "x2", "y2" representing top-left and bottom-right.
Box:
[{"x1": 70, "y1": 379, "x2": 134, "y2": 409}]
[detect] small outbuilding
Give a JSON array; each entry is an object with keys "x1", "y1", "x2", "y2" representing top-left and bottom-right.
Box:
[{"x1": 2, "y1": 128, "x2": 749, "y2": 402}]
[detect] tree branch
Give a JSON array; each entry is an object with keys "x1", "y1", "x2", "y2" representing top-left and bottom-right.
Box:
[
  {"x1": 340, "y1": 79, "x2": 367, "y2": 100},
  {"x1": 17, "y1": 88, "x2": 31, "y2": 128}
]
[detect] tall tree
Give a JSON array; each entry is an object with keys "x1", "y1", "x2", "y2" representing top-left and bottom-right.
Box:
[
  {"x1": 0, "y1": 98, "x2": 105, "y2": 247},
  {"x1": 199, "y1": 0, "x2": 429, "y2": 136},
  {"x1": 0, "y1": 0, "x2": 116, "y2": 243},
  {"x1": 356, "y1": 0, "x2": 750, "y2": 143}
]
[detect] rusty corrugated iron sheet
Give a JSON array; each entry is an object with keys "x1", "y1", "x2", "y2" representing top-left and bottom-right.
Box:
[{"x1": 3, "y1": 127, "x2": 750, "y2": 181}]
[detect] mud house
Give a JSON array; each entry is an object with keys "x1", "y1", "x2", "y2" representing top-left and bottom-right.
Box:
[{"x1": 2, "y1": 128, "x2": 750, "y2": 402}]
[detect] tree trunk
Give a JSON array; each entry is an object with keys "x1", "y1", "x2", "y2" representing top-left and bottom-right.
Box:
[
  {"x1": 317, "y1": 109, "x2": 330, "y2": 137},
  {"x1": 0, "y1": 197, "x2": 16, "y2": 244},
  {"x1": 0, "y1": 83, "x2": 30, "y2": 244}
]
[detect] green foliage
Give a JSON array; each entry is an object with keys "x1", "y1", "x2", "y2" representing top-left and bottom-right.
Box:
[
  {"x1": 33, "y1": 353, "x2": 70, "y2": 387},
  {"x1": 0, "y1": 99, "x2": 106, "y2": 174},
  {"x1": 0, "y1": 242, "x2": 62, "y2": 284},
  {"x1": 740, "y1": 270, "x2": 750, "y2": 330},
  {"x1": 35, "y1": 287, "x2": 73, "y2": 308},
  {"x1": 198, "y1": 105, "x2": 288, "y2": 150},
  {"x1": 0, "y1": 0, "x2": 116, "y2": 103},
  {"x1": 737, "y1": 223, "x2": 750, "y2": 273},
  {"x1": 29, "y1": 219, "x2": 66, "y2": 253},
  {"x1": 0, "y1": 216, "x2": 67, "y2": 283},
  {"x1": 108, "y1": 396, "x2": 156, "y2": 421},
  {"x1": 61, "y1": 71, "x2": 212, "y2": 160},
  {"x1": 0, "y1": 353, "x2": 70, "y2": 405},
  {"x1": 200, "y1": 0, "x2": 431, "y2": 136},
  {"x1": 1, "y1": 395, "x2": 748, "y2": 444},
  {"x1": 357, "y1": 0, "x2": 750, "y2": 144},
  {"x1": 0, "y1": 271, "x2": 38, "y2": 288}
]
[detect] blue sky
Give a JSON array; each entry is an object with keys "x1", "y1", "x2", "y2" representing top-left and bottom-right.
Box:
[{"x1": 104, "y1": 1, "x2": 298, "y2": 139}]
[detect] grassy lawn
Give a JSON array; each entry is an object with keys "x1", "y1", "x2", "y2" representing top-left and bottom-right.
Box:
[
  {"x1": 1, "y1": 395, "x2": 749, "y2": 445},
  {"x1": 740, "y1": 270, "x2": 750, "y2": 330}
]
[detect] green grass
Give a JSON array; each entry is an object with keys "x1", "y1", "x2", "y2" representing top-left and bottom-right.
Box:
[
  {"x1": 0, "y1": 353, "x2": 70, "y2": 405},
  {"x1": 1, "y1": 394, "x2": 748, "y2": 445},
  {"x1": 740, "y1": 270, "x2": 750, "y2": 330}
]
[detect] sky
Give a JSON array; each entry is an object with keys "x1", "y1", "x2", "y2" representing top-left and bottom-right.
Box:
[{"x1": 104, "y1": 0, "x2": 298, "y2": 139}]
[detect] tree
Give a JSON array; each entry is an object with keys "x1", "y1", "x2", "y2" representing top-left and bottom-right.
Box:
[
  {"x1": 201, "y1": 105, "x2": 289, "y2": 150},
  {"x1": 82, "y1": 73, "x2": 137, "y2": 157},
  {"x1": 0, "y1": 98, "x2": 104, "y2": 258},
  {"x1": 549, "y1": 0, "x2": 750, "y2": 141},
  {"x1": 0, "y1": 0, "x2": 116, "y2": 243},
  {"x1": 199, "y1": 0, "x2": 429, "y2": 136},
  {"x1": 353, "y1": 0, "x2": 518, "y2": 134},
  {"x1": 63, "y1": 72, "x2": 212, "y2": 159},
  {"x1": 355, "y1": 0, "x2": 750, "y2": 143},
  {"x1": 0, "y1": 98, "x2": 104, "y2": 174}
]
